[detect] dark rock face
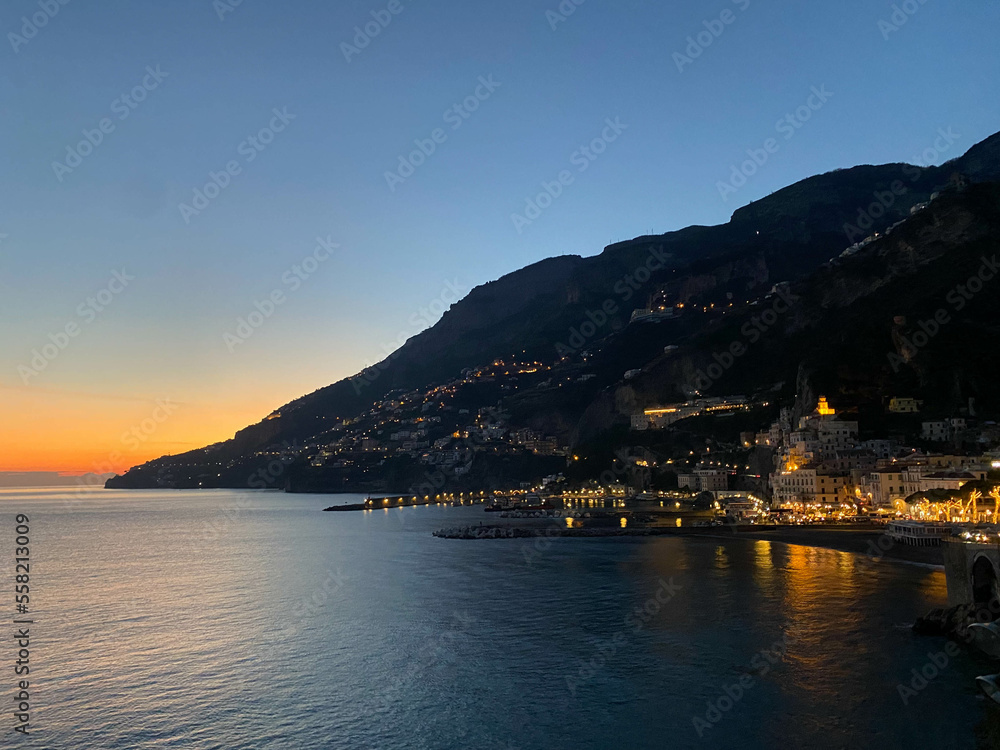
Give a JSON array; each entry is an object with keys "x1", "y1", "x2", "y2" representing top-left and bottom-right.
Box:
[
  {"x1": 914, "y1": 604, "x2": 980, "y2": 637},
  {"x1": 619, "y1": 183, "x2": 1000, "y2": 423}
]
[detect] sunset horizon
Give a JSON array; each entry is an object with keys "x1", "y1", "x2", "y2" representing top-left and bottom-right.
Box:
[{"x1": 5, "y1": 0, "x2": 1000, "y2": 747}]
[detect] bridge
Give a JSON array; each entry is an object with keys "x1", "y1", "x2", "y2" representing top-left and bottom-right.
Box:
[{"x1": 943, "y1": 537, "x2": 1000, "y2": 608}]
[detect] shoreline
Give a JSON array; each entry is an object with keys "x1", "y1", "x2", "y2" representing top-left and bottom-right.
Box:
[
  {"x1": 685, "y1": 527, "x2": 944, "y2": 568},
  {"x1": 433, "y1": 524, "x2": 945, "y2": 567}
]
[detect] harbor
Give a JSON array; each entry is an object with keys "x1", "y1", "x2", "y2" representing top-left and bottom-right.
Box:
[{"x1": 328, "y1": 488, "x2": 962, "y2": 565}]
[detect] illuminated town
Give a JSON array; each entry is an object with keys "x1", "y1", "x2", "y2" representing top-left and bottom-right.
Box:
[{"x1": 290, "y1": 351, "x2": 1000, "y2": 550}]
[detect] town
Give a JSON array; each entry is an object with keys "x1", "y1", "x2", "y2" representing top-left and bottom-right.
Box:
[{"x1": 277, "y1": 343, "x2": 1000, "y2": 551}]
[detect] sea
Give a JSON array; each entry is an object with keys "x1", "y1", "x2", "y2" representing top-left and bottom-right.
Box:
[{"x1": 0, "y1": 487, "x2": 991, "y2": 749}]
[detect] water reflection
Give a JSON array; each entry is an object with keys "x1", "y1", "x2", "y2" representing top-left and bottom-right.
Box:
[
  {"x1": 0, "y1": 488, "x2": 977, "y2": 750},
  {"x1": 714, "y1": 545, "x2": 730, "y2": 570},
  {"x1": 749, "y1": 539, "x2": 777, "y2": 596}
]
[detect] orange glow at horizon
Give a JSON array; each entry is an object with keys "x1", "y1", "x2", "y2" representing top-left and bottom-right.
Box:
[{"x1": 1, "y1": 386, "x2": 281, "y2": 475}]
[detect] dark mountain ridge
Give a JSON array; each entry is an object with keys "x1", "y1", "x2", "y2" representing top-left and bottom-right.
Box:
[
  {"x1": 107, "y1": 130, "x2": 1000, "y2": 489},
  {"x1": 574, "y1": 181, "x2": 1000, "y2": 442}
]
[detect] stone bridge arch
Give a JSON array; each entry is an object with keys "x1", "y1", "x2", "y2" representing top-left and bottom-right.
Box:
[{"x1": 942, "y1": 541, "x2": 1000, "y2": 608}]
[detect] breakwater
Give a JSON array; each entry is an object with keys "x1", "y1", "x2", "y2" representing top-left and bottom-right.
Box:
[{"x1": 324, "y1": 495, "x2": 489, "y2": 512}]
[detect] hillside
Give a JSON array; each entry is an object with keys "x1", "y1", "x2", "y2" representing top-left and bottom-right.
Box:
[{"x1": 107, "y1": 131, "x2": 1000, "y2": 491}]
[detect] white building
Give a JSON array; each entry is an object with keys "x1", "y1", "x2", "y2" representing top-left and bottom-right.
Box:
[{"x1": 678, "y1": 469, "x2": 728, "y2": 493}]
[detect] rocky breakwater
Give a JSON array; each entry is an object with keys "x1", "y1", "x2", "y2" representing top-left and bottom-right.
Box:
[
  {"x1": 434, "y1": 526, "x2": 524, "y2": 540},
  {"x1": 915, "y1": 603, "x2": 982, "y2": 637},
  {"x1": 915, "y1": 602, "x2": 999, "y2": 640}
]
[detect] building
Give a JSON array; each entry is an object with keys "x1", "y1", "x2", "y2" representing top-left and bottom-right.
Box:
[
  {"x1": 798, "y1": 397, "x2": 835, "y2": 429},
  {"x1": 771, "y1": 465, "x2": 850, "y2": 507},
  {"x1": 527, "y1": 437, "x2": 559, "y2": 456},
  {"x1": 917, "y1": 470, "x2": 986, "y2": 493},
  {"x1": 817, "y1": 419, "x2": 860, "y2": 451},
  {"x1": 822, "y1": 450, "x2": 878, "y2": 473},
  {"x1": 786, "y1": 396, "x2": 859, "y2": 460},
  {"x1": 630, "y1": 307, "x2": 679, "y2": 324},
  {"x1": 859, "y1": 439, "x2": 898, "y2": 459},
  {"x1": 901, "y1": 460, "x2": 986, "y2": 495},
  {"x1": 859, "y1": 467, "x2": 908, "y2": 509},
  {"x1": 725, "y1": 501, "x2": 766, "y2": 522},
  {"x1": 630, "y1": 289, "x2": 679, "y2": 324},
  {"x1": 778, "y1": 408, "x2": 794, "y2": 431},
  {"x1": 755, "y1": 430, "x2": 775, "y2": 447},
  {"x1": 922, "y1": 421, "x2": 951, "y2": 442},
  {"x1": 631, "y1": 414, "x2": 652, "y2": 431},
  {"x1": 636, "y1": 398, "x2": 744, "y2": 431},
  {"x1": 915, "y1": 453, "x2": 986, "y2": 470},
  {"x1": 889, "y1": 397, "x2": 924, "y2": 414},
  {"x1": 512, "y1": 428, "x2": 560, "y2": 455},
  {"x1": 817, "y1": 396, "x2": 836, "y2": 416},
  {"x1": 895, "y1": 453, "x2": 988, "y2": 486},
  {"x1": 787, "y1": 431, "x2": 820, "y2": 460},
  {"x1": 678, "y1": 469, "x2": 729, "y2": 493}
]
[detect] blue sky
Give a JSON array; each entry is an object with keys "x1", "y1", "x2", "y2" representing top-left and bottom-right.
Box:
[{"x1": 1, "y1": 0, "x2": 998, "y2": 471}]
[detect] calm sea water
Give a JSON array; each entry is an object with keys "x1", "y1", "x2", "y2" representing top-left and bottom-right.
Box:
[{"x1": 0, "y1": 487, "x2": 990, "y2": 749}]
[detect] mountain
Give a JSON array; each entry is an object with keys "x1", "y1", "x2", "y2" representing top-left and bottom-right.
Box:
[
  {"x1": 107, "y1": 130, "x2": 1000, "y2": 491},
  {"x1": 580, "y1": 180, "x2": 1000, "y2": 438}
]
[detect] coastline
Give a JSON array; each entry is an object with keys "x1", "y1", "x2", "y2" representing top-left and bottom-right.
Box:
[
  {"x1": 684, "y1": 526, "x2": 944, "y2": 568},
  {"x1": 434, "y1": 523, "x2": 945, "y2": 567}
]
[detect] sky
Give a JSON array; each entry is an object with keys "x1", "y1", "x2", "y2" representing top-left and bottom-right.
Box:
[{"x1": 1, "y1": 0, "x2": 998, "y2": 477}]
